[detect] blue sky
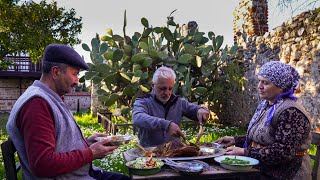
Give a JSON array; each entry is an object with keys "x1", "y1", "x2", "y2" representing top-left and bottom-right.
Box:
[{"x1": 32, "y1": 0, "x2": 319, "y2": 63}]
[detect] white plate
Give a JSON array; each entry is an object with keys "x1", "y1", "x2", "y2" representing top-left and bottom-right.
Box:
[
  {"x1": 126, "y1": 147, "x2": 225, "y2": 160},
  {"x1": 95, "y1": 135, "x2": 135, "y2": 145},
  {"x1": 214, "y1": 155, "x2": 259, "y2": 171},
  {"x1": 199, "y1": 146, "x2": 221, "y2": 155}
]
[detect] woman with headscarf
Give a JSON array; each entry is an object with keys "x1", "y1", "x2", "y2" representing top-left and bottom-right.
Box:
[{"x1": 216, "y1": 61, "x2": 311, "y2": 180}]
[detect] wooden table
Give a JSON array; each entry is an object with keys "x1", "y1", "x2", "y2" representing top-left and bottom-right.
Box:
[{"x1": 123, "y1": 152, "x2": 260, "y2": 180}]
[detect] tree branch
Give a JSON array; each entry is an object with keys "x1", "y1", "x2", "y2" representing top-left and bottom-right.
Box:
[{"x1": 276, "y1": 0, "x2": 320, "y2": 14}]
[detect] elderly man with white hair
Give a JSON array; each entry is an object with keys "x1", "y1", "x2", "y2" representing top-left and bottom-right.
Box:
[{"x1": 133, "y1": 66, "x2": 209, "y2": 147}]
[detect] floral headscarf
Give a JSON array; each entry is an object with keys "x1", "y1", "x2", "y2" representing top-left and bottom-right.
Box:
[
  {"x1": 258, "y1": 61, "x2": 300, "y2": 91},
  {"x1": 243, "y1": 61, "x2": 300, "y2": 148}
]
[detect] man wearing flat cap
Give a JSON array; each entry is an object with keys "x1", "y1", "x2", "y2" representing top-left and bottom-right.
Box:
[{"x1": 6, "y1": 44, "x2": 130, "y2": 180}]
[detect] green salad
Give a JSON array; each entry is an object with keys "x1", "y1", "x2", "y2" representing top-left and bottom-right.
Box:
[
  {"x1": 221, "y1": 157, "x2": 250, "y2": 165},
  {"x1": 126, "y1": 157, "x2": 164, "y2": 169}
]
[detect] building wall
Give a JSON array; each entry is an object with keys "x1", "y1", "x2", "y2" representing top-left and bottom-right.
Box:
[
  {"x1": 234, "y1": 0, "x2": 268, "y2": 39},
  {"x1": 64, "y1": 92, "x2": 91, "y2": 113},
  {"x1": 0, "y1": 78, "x2": 33, "y2": 111},
  {"x1": 0, "y1": 78, "x2": 91, "y2": 113}
]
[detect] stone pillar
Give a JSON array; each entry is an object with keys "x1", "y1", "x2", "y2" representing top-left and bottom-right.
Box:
[
  {"x1": 234, "y1": 0, "x2": 269, "y2": 44},
  {"x1": 91, "y1": 83, "x2": 108, "y2": 117}
]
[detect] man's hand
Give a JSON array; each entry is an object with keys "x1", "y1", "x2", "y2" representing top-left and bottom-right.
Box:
[
  {"x1": 86, "y1": 133, "x2": 108, "y2": 146},
  {"x1": 197, "y1": 108, "x2": 209, "y2": 124},
  {"x1": 167, "y1": 122, "x2": 184, "y2": 138},
  {"x1": 89, "y1": 138, "x2": 118, "y2": 159}
]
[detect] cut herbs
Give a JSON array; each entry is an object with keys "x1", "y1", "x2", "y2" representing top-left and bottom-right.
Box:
[{"x1": 221, "y1": 157, "x2": 250, "y2": 165}]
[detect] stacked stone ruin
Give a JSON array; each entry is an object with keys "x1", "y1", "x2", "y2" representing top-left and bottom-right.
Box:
[{"x1": 231, "y1": 0, "x2": 320, "y2": 128}]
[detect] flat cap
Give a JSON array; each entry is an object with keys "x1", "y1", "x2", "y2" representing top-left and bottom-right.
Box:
[{"x1": 43, "y1": 44, "x2": 89, "y2": 70}]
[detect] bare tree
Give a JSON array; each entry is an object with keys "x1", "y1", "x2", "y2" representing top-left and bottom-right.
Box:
[{"x1": 277, "y1": 0, "x2": 320, "y2": 13}]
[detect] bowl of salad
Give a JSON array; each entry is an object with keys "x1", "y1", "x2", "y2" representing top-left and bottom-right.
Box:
[
  {"x1": 126, "y1": 157, "x2": 164, "y2": 176},
  {"x1": 214, "y1": 155, "x2": 259, "y2": 171}
]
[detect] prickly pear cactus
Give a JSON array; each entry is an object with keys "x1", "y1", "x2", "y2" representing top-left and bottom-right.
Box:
[{"x1": 82, "y1": 10, "x2": 245, "y2": 120}]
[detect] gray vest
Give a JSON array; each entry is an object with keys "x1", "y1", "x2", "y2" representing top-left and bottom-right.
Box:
[{"x1": 6, "y1": 80, "x2": 94, "y2": 180}]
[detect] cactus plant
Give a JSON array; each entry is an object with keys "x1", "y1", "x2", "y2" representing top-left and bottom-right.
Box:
[{"x1": 82, "y1": 10, "x2": 245, "y2": 120}]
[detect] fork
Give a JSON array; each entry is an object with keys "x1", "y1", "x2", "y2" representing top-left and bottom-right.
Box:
[
  {"x1": 195, "y1": 121, "x2": 204, "y2": 144},
  {"x1": 136, "y1": 144, "x2": 153, "y2": 157},
  {"x1": 181, "y1": 134, "x2": 193, "y2": 146}
]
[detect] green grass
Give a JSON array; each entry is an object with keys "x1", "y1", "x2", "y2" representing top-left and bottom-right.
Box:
[
  {"x1": 0, "y1": 113, "x2": 10, "y2": 179},
  {"x1": 0, "y1": 113, "x2": 8, "y2": 134},
  {"x1": 74, "y1": 113, "x2": 105, "y2": 137}
]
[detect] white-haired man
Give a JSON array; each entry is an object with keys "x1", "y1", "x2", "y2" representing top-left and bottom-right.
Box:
[{"x1": 133, "y1": 66, "x2": 209, "y2": 147}]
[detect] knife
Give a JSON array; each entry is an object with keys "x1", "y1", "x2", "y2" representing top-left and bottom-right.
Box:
[
  {"x1": 181, "y1": 134, "x2": 192, "y2": 146},
  {"x1": 195, "y1": 119, "x2": 204, "y2": 145}
]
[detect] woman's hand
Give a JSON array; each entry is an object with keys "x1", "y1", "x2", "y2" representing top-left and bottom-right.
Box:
[
  {"x1": 225, "y1": 146, "x2": 245, "y2": 156},
  {"x1": 86, "y1": 133, "x2": 108, "y2": 146},
  {"x1": 215, "y1": 136, "x2": 235, "y2": 147}
]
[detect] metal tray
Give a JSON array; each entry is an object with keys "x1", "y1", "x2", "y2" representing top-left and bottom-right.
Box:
[{"x1": 126, "y1": 147, "x2": 225, "y2": 161}]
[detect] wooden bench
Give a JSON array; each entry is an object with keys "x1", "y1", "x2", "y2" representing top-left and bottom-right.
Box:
[
  {"x1": 97, "y1": 112, "x2": 137, "y2": 135},
  {"x1": 1, "y1": 137, "x2": 20, "y2": 180}
]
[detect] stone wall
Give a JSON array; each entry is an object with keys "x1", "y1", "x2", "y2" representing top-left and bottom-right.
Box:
[
  {"x1": 0, "y1": 78, "x2": 91, "y2": 113},
  {"x1": 233, "y1": 8, "x2": 320, "y2": 128},
  {"x1": 91, "y1": 83, "x2": 108, "y2": 117},
  {"x1": 64, "y1": 92, "x2": 91, "y2": 113},
  {"x1": 0, "y1": 78, "x2": 33, "y2": 111},
  {"x1": 233, "y1": 0, "x2": 269, "y2": 41}
]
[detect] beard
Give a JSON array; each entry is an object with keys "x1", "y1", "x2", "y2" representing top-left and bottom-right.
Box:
[
  {"x1": 58, "y1": 88, "x2": 70, "y2": 96},
  {"x1": 158, "y1": 95, "x2": 170, "y2": 104},
  {"x1": 59, "y1": 84, "x2": 76, "y2": 96}
]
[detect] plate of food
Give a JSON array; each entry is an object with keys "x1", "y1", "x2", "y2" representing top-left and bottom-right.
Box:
[
  {"x1": 95, "y1": 135, "x2": 135, "y2": 146},
  {"x1": 214, "y1": 155, "x2": 259, "y2": 171},
  {"x1": 126, "y1": 140, "x2": 225, "y2": 160},
  {"x1": 125, "y1": 157, "x2": 164, "y2": 176},
  {"x1": 198, "y1": 142, "x2": 226, "y2": 148}
]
